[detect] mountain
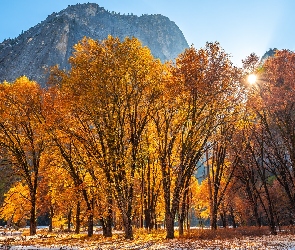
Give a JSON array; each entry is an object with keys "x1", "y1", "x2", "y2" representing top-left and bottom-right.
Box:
[
  {"x1": 0, "y1": 3, "x2": 188, "y2": 86},
  {"x1": 261, "y1": 48, "x2": 277, "y2": 63}
]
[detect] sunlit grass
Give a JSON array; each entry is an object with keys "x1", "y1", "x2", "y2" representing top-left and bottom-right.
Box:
[
  {"x1": 181, "y1": 226, "x2": 272, "y2": 240},
  {"x1": 134, "y1": 228, "x2": 166, "y2": 240},
  {"x1": 2, "y1": 226, "x2": 295, "y2": 249}
]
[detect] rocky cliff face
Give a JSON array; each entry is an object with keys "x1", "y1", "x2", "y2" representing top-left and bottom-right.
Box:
[
  {"x1": 0, "y1": 3, "x2": 188, "y2": 86},
  {"x1": 261, "y1": 48, "x2": 277, "y2": 63}
]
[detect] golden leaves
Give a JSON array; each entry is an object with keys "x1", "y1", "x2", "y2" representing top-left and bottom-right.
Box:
[
  {"x1": 0, "y1": 182, "x2": 31, "y2": 224},
  {"x1": 0, "y1": 35, "x2": 255, "y2": 239}
]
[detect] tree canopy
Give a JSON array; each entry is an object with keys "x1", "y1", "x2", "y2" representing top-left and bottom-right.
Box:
[{"x1": 1, "y1": 38, "x2": 295, "y2": 240}]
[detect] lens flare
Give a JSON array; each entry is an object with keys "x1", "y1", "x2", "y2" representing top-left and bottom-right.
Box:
[{"x1": 247, "y1": 74, "x2": 257, "y2": 84}]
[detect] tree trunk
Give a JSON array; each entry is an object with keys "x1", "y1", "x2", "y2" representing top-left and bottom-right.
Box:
[
  {"x1": 115, "y1": 178, "x2": 134, "y2": 239},
  {"x1": 144, "y1": 207, "x2": 156, "y2": 230},
  {"x1": 144, "y1": 208, "x2": 151, "y2": 230},
  {"x1": 75, "y1": 201, "x2": 81, "y2": 234},
  {"x1": 67, "y1": 208, "x2": 72, "y2": 232},
  {"x1": 48, "y1": 205, "x2": 54, "y2": 232},
  {"x1": 186, "y1": 195, "x2": 191, "y2": 231},
  {"x1": 112, "y1": 210, "x2": 118, "y2": 230},
  {"x1": 122, "y1": 214, "x2": 133, "y2": 240},
  {"x1": 152, "y1": 215, "x2": 156, "y2": 230},
  {"x1": 101, "y1": 214, "x2": 113, "y2": 237},
  {"x1": 101, "y1": 218, "x2": 106, "y2": 236},
  {"x1": 87, "y1": 212, "x2": 94, "y2": 237},
  {"x1": 165, "y1": 212, "x2": 175, "y2": 239},
  {"x1": 86, "y1": 198, "x2": 94, "y2": 237},
  {"x1": 230, "y1": 207, "x2": 237, "y2": 228},
  {"x1": 220, "y1": 212, "x2": 227, "y2": 228},
  {"x1": 178, "y1": 202, "x2": 186, "y2": 236},
  {"x1": 264, "y1": 183, "x2": 277, "y2": 235},
  {"x1": 207, "y1": 149, "x2": 215, "y2": 231},
  {"x1": 29, "y1": 193, "x2": 37, "y2": 235},
  {"x1": 178, "y1": 217, "x2": 184, "y2": 236},
  {"x1": 105, "y1": 215, "x2": 113, "y2": 237},
  {"x1": 81, "y1": 189, "x2": 94, "y2": 237},
  {"x1": 245, "y1": 182, "x2": 262, "y2": 227},
  {"x1": 211, "y1": 206, "x2": 218, "y2": 230},
  {"x1": 178, "y1": 186, "x2": 189, "y2": 236},
  {"x1": 104, "y1": 196, "x2": 113, "y2": 237},
  {"x1": 107, "y1": 193, "x2": 113, "y2": 236},
  {"x1": 254, "y1": 205, "x2": 262, "y2": 227},
  {"x1": 232, "y1": 217, "x2": 237, "y2": 228},
  {"x1": 101, "y1": 196, "x2": 112, "y2": 237},
  {"x1": 261, "y1": 127, "x2": 276, "y2": 234}
]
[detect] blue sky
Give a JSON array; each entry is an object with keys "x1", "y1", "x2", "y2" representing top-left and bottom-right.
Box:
[{"x1": 1, "y1": 0, "x2": 295, "y2": 66}]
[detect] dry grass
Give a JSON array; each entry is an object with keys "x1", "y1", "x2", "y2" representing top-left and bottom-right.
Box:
[
  {"x1": 1, "y1": 226, "x2": 295, "y2": 249},
  {"x1": 181, "y1": 226, "x2": 274, "y2": 240}
]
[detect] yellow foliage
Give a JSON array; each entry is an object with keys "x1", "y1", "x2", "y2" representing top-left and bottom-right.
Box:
[
  {"x1": 191, "y1": 178, "x2": 210, "y2": 219},
  {"x1": 52, "y1": 216, "x2": 67, "y2": 229},
  {"x1": 0, "y1": 182, "x2": 31, "y2": 223}
]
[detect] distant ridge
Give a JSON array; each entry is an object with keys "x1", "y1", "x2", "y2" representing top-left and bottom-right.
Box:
[
  {"x1": 261, "y1": 48, "x2": 277, "y2": 63},
  {"x1": 0, "y1": 3, "x2": 189, "y2": 86}
]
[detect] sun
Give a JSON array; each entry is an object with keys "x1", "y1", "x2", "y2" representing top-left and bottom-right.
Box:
[{"x1": 247, "y1": 74, "x2": 257, "y2": 84}]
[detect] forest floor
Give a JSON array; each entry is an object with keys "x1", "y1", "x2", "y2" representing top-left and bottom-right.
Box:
[{"x1": 1, "y1": 226, "x2": 295, "y2": 249}]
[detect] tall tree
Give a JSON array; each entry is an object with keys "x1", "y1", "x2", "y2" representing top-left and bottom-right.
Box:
[
  {"x1": 154, "y1": 42, "x2": 242, "y2": 238},
  {"x1": 260, "y1": 50, "x2": 295, "y2": 218},
  {"x1": 239, "y1": 50, "x2": 295, "y2": 233},
  {"x1": 49, "y1": 36, "x2": 165, "y2": 239},
  {"x1": 0, "y1": 77, "x2": 46, "y2": 235}
]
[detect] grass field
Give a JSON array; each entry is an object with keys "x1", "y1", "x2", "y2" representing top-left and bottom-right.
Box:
[{"x1": 1, "y1": 226, "x2": 295, "y2": 249}]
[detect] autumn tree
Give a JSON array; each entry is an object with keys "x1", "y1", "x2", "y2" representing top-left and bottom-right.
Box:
[
  {"x1": 260, "y1": 50, "x2": 295, "y2": 219},
  {"x1": 49, "y1": 36, "x2": 165, "y2": 239},
  {"x1": 235, "y1": 50, "x2": 295, "y2": 233},
  {"x1": 153, "y1": 42, "x2": 242, "y2": 238},
  {"x1": 0, "y1": 77, "x2": 46, "y2": 235}
]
